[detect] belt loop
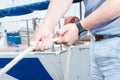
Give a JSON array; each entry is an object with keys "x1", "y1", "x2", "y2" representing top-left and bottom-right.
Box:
[{"x1": 90, "y1": 34, "x2": 96, "y2": 41}]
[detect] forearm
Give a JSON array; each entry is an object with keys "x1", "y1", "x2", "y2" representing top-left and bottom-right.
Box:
[
  {"x1": 42, "y1": 0, "x2": 73, "y2": 31},
  {"x1": 81, "y1": 0, "x2": 120, "y2": 30}
]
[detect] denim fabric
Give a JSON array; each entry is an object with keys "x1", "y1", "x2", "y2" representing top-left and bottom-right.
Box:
[{"x1": 90, "y1": 37, "x2": 120, "y2": 80}]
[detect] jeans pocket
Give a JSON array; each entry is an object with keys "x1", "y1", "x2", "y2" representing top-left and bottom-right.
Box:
[{"x1": 95, "y1": 38, "x2": 120, "y2": 72}]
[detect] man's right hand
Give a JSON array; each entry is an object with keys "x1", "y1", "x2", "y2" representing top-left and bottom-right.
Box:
[{"x1": 30, "y1": 27, "x2": 53, "y2": 51}]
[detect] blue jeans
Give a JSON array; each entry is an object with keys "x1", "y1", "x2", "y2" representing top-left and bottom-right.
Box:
[{"x1": 90, "y1": 37, "x2": 120, "y2": 80}]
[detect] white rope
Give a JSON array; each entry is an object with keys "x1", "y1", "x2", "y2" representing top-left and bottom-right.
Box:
[
  {"x1": 0, "y1": 45, "x2": 36, "y2": 75},
  {"x1": 0, "y1": 38, "x2": 59, "y2": 75}
]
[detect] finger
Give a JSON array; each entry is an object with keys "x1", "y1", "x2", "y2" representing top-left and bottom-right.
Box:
[
  {"x1": 55, "y1": 36, "x2": 64, "y2": 44},
  {"x1": 39, "y1": 38, "x2": 50, "y2": 51},
  {"x1": 60, "y1": 30, "x2": 75, "y2": 46},
  {"x1": 55, "y1": 32, "x2": 70, "y2": 44},
  {"x1": 56, "y1": 36, "x2": 72, "y2": 46},
  {"x1": 55, "y1": 33, "x2": 63, "y2": 44},
  {"x1": 35, "y1": 37, "x2": 51, "y2": 51},
  {"x1": 55, "y1": 31, "x2": 61, "y2": 38},
  {"x1": 61, "y1": 32, "x2": 71, "y2": 45},
  {"x1": 55, "y1": 26, "x2": 68, "y2": 44},
  {"x1": 30, "y1": 30, "x2": 42, "y2": 46},
  {"x1": 56, "y1": 26, "x2": 68, "y2": 36},
  {"x1": 43, "y1": 37, "x2": 52, "y2": 50},
  {"x1": 34, "y1": 41, "x2": 43, "y2": 51}
]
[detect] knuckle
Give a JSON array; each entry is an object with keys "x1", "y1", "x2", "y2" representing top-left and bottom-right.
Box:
[
  {"x1": 64, "y1": 39, "x2": 69, "y2": 43},
  {"x1": 66, "y1": 42, "x2": 72, "y2": 46}
]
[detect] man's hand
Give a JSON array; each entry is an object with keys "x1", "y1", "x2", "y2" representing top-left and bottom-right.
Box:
[
  {"x1": 55, "y1": 16, "x2": 80, "y2": 45},
  {"x1": 55, "y1": 23, "x2": 79, "y2": 46},
  {"x1": 30, "y1": 27, "x2": 53, "y2": 51}
]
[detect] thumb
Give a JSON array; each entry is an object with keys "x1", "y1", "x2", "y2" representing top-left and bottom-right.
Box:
[
  {"x1": 55, "y1": 27, "x2": 67, "y2": 44},
  {"x1": 56, "y1": 26, "x2": 68, "y2": 36}
]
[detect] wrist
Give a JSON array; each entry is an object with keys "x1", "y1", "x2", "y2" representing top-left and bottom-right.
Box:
[{"x1": 75, "y1": 20, "x2": 87, "y2": 36}]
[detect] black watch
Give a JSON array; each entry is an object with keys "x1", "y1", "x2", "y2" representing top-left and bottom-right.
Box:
[{"x1": 75, "y1": 20, "x2": 86, "y2": 35}]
